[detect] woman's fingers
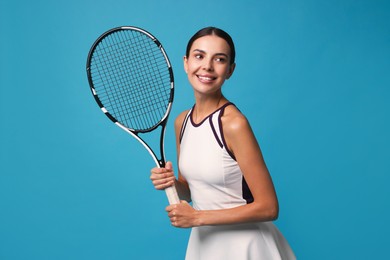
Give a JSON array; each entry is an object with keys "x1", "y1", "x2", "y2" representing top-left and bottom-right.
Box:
[
  {"x1": 153, "y1": 179, "x2": 175, "y2": 190},
  {"x1": 150, "y1": 167, "x2": 175, "y2": 190},
  {"x1": 165, "y1": 202, "x2": 196, "y2": 228}
]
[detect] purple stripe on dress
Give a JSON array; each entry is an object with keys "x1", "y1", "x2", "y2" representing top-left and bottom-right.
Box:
[
  {"x1": 242, "y1": 177, "x2": 254, "y2": 204},
  {"x1": 218, "y1": 103, "x2": 236, "y2": 160},
  {"x1": 179, "y1": 110, "x2": 191, "y2": 143},
  {"x1": 209, "y1": 115, "x2": 223, "y2": 148},
  {"x1": 190, "y1": 103, "x2": 233, "y2": 128},
  {"x1": 189, "y1": 106, "x2": 205, "y2": 127}
]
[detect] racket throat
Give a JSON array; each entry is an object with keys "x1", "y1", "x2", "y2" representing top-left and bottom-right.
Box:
[{"x1": 158, "y1": 160, "x2": 166, "y2": 168}]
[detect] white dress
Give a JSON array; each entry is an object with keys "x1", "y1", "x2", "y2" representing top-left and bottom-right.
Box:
[{"x1": 179, "y1": 103, "x2": 296, "y2": 260}]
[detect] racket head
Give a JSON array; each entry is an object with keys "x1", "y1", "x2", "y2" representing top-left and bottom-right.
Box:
[{"x1": 86, "y1": 26, "x2": 174, "y2": 134}]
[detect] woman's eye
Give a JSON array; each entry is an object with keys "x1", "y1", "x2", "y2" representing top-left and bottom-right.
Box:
[{"x1": 215, "y1": 57, "x2": 226, "y2": 62}]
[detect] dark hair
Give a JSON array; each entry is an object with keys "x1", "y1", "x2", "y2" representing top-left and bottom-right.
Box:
[{"x1": 186, "y1": 27, "x2": 236, "y2": 65}]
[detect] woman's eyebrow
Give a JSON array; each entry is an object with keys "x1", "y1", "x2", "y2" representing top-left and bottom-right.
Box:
[
  {"x1": 192, "y1": 49, "x2": 206, "y2": 54},
  {"x1": 192, "y1": 49, "x2": 228, "y2": 57}
]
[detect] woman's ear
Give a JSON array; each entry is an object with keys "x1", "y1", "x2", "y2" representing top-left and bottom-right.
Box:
[
  {"x1": 226, "y1": 63, "x2": 236, "y2": 79},
  {"x1": 183, "y1": 56, "x2": 188, "y2": 73}
]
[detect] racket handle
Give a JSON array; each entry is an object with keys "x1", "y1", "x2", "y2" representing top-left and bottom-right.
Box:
[{"x1": 165, "y1": 185, "x2": 180, "y2": 205}]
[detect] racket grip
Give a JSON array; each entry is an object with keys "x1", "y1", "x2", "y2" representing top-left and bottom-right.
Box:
[{"x1": 165, "y1": 185, "x2": 180, "y2": 205}]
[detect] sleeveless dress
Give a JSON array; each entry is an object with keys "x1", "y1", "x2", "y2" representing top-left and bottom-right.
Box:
[{"x1": 179, "y1": 103, "x2": 296, "y2": 260}]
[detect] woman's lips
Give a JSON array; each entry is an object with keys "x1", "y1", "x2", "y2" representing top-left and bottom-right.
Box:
[{"x1": 197, "y1": 75, "x2": 216, "y2": 82}]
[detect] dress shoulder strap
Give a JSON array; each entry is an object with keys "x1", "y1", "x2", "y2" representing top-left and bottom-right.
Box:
[
  {"x1": 212, "y1": 102, "x2": 238, "y2": 159},
  {"x1": 179, "y1": 108, "x2": 192, "y2": 143},
  {"x1": 209, "y1": 102, "x2": 236, "y2": 152}
]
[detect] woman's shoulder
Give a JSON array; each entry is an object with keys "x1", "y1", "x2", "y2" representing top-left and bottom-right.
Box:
[
  {"x1": 222, "y1": 103, "x2": 250, "y2": 132},
  {"x1": 221, "y1": 103, "x2": 255, "y2": 152}
]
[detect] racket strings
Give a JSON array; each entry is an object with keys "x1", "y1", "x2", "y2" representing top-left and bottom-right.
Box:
[{"x1": 89, "y1": 29, "x2": 172, "y2": 131}]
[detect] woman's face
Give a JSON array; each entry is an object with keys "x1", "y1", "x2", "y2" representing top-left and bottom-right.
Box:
[{"x1": 184, "y1": 35, "x2": 235, "y2": 97}]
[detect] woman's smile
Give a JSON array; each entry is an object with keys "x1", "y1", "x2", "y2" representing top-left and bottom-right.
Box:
[{"x1": 197, "y1": 74, "x2": 217, "y2": 83}]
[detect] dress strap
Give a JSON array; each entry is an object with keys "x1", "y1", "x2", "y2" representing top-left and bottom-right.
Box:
[
  {"x1": 219, "y1": 102, "x2": 237, "y2": 160},
  {"x1": 209, "y1": 112, "x2": 224, "y2": 148},
  {"x1": 179, "y1": 108, "x2": 192, "y2": 143},
  {"x1": 209, "y1": 102, "x2": 234, "y2": 148}
]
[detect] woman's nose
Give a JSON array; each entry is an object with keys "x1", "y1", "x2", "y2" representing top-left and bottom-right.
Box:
[{"x1": 202, "y1": 58, "x2": 213, "y2": 71}]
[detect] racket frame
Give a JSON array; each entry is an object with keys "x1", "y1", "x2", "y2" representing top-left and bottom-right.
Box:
[{"x1": 86, "y1": 26, "x2": 180, "y2": 205}]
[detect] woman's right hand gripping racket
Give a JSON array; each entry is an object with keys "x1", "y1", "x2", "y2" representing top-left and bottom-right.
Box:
[{"x1": 86, "y1": 26, "x2": 180, "y2": 205}]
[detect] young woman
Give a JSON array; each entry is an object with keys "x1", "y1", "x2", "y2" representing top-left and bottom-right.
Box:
[{"x1": 150, "y1": 27, "x2": 295, "y2": 260}]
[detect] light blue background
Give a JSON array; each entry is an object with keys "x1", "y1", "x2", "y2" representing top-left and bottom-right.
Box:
[{"x1": 1, "y1": 0, "x2": 389, "y2": 259}]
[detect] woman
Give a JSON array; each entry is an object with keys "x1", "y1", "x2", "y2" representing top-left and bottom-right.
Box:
[{"x1": 150, "y1": 27, "x2": 295, "y2": 260}]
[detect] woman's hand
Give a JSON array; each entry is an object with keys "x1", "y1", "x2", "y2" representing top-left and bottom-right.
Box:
[
  {"x1": 150, "y1": 161, "x2": 176, "y2": 190},
  {"x1": 166, "y1": 201, "x2": 200, "y2": 228}
]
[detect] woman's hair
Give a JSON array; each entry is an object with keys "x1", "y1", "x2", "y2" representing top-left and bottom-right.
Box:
[{"x1": 185, "y1": 27, "x2": 236, "y2": 65}]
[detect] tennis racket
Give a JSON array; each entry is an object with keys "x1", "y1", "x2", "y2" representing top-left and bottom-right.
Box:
[{"x1": 86, "y1": 26, "x2": 180, "y2": 205}]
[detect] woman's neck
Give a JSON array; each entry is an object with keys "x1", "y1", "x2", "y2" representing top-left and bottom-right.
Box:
[{"x1": 192, "y1": 94, "x2": 228, "y2": 124}]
